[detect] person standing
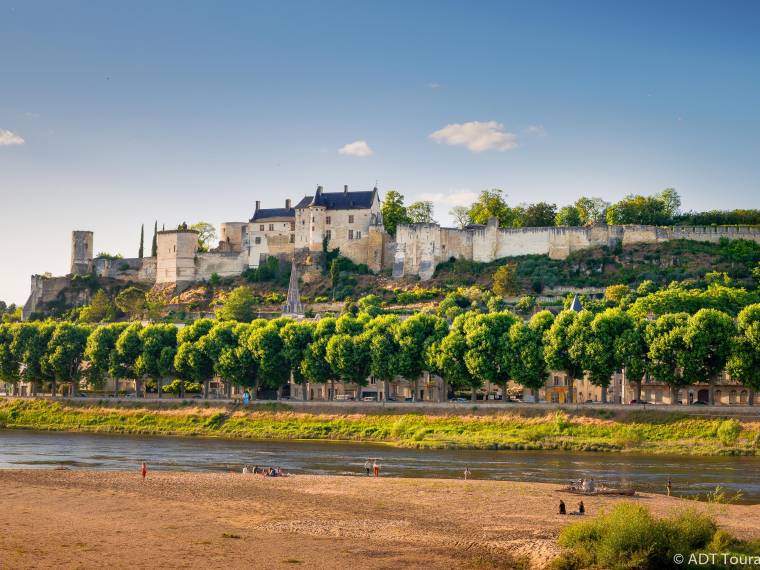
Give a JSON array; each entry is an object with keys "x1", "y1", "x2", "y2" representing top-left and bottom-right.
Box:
[
  {"x1": 559, "y1": 500, "x2": 566, "y2": 515},
  {"x1": 578, "y1": 501, "x2": 585, "y2": 515},
  {"x1": 667, "y1": 477, "x2": 673, "y2": 497},
  {"x1": 464, "y1": 466, "x2": 471, "y2": 480},
  {"x1": 141, "y1": 461, "x2": 148, "y2": 481},
  {"x1": 373, "y1": 460, "x2": 380, "y2": 478},
  {"x1": 364, "y1": 459, "x2": 371, "y2": 476}
]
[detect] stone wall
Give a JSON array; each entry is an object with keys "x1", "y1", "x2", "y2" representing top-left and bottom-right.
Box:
[
  {"x1": 395, "y1": 221, "x2": 760, "y2": 280},
  {"x1": 93, "y1": 257, "x2": 156, "y2": 283},
  {"x1": 196, "y1": 251, "x2": 249, "y2": 281}
]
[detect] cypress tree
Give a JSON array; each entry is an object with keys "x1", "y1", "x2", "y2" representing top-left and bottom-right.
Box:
[
  {"x1": 151, "y1": 221, "x2": 158, "y2": 257},
  {"x1": 138, "y1": 224, "x2": 144, "y2": 258}
]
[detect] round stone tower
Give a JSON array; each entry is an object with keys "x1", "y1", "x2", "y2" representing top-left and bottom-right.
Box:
[{"x1": 70, "y1": 231, "x2": 94, "y2": 275}]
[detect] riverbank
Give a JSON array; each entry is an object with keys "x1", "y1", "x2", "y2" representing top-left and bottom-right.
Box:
[
  {"x1": 1, "y1": 399, "x2": 759, "y2": 455},
  {"x1": 1, "y1": 470, "x2": 758, "y2": 569}
]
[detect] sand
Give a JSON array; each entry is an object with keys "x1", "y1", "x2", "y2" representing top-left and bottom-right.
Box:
[{"x1": 1, "y1": 470, "x2": 758, "y2": 570}]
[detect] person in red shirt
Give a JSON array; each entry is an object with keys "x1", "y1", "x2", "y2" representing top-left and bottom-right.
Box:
[{"x1": 141, "y1": 462, "x2": 147, "y2": 481}]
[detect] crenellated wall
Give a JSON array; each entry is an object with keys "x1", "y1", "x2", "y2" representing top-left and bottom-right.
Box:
[{"x1": 394, "y1": 221, "x2": 760, "y2": 280}]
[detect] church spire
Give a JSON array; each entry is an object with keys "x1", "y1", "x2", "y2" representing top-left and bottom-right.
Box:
[{"x1": 282, "y1": 257, "x2": 304, "y2": 317}]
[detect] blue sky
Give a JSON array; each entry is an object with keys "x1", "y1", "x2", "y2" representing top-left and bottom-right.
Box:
[{"x1": 1, "y1": 0, "x2": 759, "y2": 303}]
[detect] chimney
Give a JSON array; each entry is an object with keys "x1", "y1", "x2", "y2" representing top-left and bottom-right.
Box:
[
  {"x1": 285, "y1": 198, "x2": 291, "y2": 209},
  {"x1": 255, "y1": 200, "x2": 260, "y2": 211},
  {"x1": 344, "y1": 184, "x2": 348, "y2": 194}
]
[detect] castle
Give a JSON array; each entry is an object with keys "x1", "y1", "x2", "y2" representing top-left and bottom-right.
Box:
[{"x1": 22, "y1": 184, "x2": 760, "y2": 318}]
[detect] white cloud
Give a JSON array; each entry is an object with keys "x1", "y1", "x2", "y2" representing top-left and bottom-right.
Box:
[
  {"x1": 338, "y1": 140, "x2": 374, "y2": 157},
  {"x1": 418, "y1": 190, "x2": 478, "y2": 207},
  {"x1": 524, "y1": 124, "x2": 546, "y2": 137},
  {"x1": 429, "y1": 121, "x2": 517, "y2": 152},
  {"x1": 0, "y1": 129, "x2": 25, "y2": 146},
  {"x1": 428, "y1": 82, "x2": 441, "y2": 89}
]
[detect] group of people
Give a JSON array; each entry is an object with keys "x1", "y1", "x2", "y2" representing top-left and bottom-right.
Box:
[
  {"x1": 363, "y1": 459, "x2": 381, "y2": 477},
  {"x1": 559, "y1": 499, "x2": 585, "y2": 516},
  {"x1": 242, "y1": 465, "x2": 285, "y2": 477}
]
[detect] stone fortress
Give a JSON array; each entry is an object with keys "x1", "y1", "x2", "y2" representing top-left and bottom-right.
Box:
[{"x1": 22, "y1": 184, "x2": 760, "y2": 318}]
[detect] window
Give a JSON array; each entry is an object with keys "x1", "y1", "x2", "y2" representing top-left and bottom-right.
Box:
[
  {"x1": 325, "y1": 229, "x2": 331, "y2": 240},
  {"x1": 355, "y1": 231, "x2": 362, "y2": 239},
  {"x1": 269, "y1": 224, "x2": 274, "y2": 231},
  {"x1": 289, "y1": 235, "x2": 295, "y2": 243},
  {"x1": 259, "y1": 225, "x2": 264, "y2": 231},
  {"x1": 348, "y1": 229, "x2": 354, "y2": 240},
  {"x1": 553, "y1": 375, "x2": 560, "y2": 386},
  {"x1": 255, "y1": 237, "x2": 261, "y2": 245},
  {"x1": 348, "y1": 215, "x2": 354, "y2": 223},
  {"x1": 326, "y1": 216, "x2": 331, "y2": 225}
]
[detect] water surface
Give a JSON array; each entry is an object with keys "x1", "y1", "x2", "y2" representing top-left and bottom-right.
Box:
[{"x1": 1, "y1": 429, "x2": 758, "y2": 503}]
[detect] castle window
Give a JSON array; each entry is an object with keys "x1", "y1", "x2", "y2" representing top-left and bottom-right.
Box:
[
  {"x1": 348, "y1": 215, "x2": 354, "y2": 224},
  {"x1": 355, "y1": 231, "x2": 362, "y2": 239},
  {"x1": 325, "y1": 230, "x2": 331, "y2": 240},
  {"x1": 269, "y1": 224, "x2": 274, "y2": 231},
  {"x1": 255, "y1": 237, "x2": 261, "y2": 245},
  {"x1": 553, "y1": 375, "x2": 559, "y2": 386},
  {"x1": 348, "y1": 230, "x2": 354, "y2": 240},
  {"x1": 260, "y1": 225, "x2": 264, "y2": 231},
  {"x1": 326, "y1": 216, "x2": 331, "y2": 225}
]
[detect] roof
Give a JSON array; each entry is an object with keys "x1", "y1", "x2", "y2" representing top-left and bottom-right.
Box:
[
  {"x1": 569, "y1": 294, "x2": 583, "y2": 312},
  {"x1": 250, "y1": 207, "x2": 295, "y2": 222},
  {"x1": 295, "y1": 187, "x2": 377, "y2": 210}
]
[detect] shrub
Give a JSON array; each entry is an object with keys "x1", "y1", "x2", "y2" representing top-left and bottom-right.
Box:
[{"x1": 717, "y1": 419, "x2": 742, "y2": 446}]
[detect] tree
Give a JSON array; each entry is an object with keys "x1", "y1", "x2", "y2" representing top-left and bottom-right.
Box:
[
  {"x1": 407, "y1": 201, "x2": 436, "y2": 224},
  {"x1": 520, "y1": 202, "x2": 557, "y2": 227},
  {"x1": 43, "y1": 323, "x2": 91, "y2": 396},
  {"x1": 174, "y1": 319, "x2": 215, "y2": 398},
  {"x1": 646, "y1": 313, "x2": 690, "y2": 405},
  {"x1": 544, "y1": 311, "x2": 586, "y2": 403},
  {"x1": 467, "y1": 189, "x2": 516, "y2": 227},
  {"x1": 396, "y1": 313, "x2": 448, "y2": 402},
  {"x1": 300, "y1": 318, "x2": 336, "y2": 399},
  {"x1": 280, "y1": 321, "x2": 315, "y2": 400},
  {"x1": 112, "y1": 323, "x2": 143, "y2": 397},
  {"x1": 381, "y1": 190, "x2": 410, "y2": 236},
  {"x1": 79, "y1": 290, "x2": 117, "y2": 323},
  {"x1": 450, "y1": 206, "x2": 471, "y2": 229},
  {"x1": 212, "y1": 322, "x2": 262, "y2": 397},
  {"x1": 114, "y1": 287, "x2": 147, "y2": 320},
  {"x1": 151, "y1": 220, "x2": 158, "y2": 257},
  {"x1": 507, "y1": 311, "x2": 555, "y2": 399},
  {"x1": 681, "y1": 309, "x2": 735, "y2": 405},
  {"x1": 492, "y1": 264, "x2": 518, "y2": 297},
  {"x1": 217, "y1": 287, "x2": 257, "y2": 322},
  {"x1": 606, "y1": 190, "x2": 681, "y2": 226},
  {"x1": 727, "y1": 304, "x2": 760, "y2": 405},
  {"x1": 427, "y1": 313, "x2": 477, "y2": 400},
  {"x1": 190, "y1": 221, "x2": 217, "y2": 252},
  {"x1": 555, "y1": 205, "x2": 582, "y2": 227},
  {"x1": 604, "y1": 284, "x2": 631, "y2": 307},
  {"x1": 248, "y1": 324, "x2": 290, "y2": 398},
  {"x1": 138, "y1": 224, "x2": 144, "y2": 258},
  {"x1": 574, "y1": 197, "x2": 609, "y2": 225},
  {"x1": 135, "y1": 323, "x2": 177, "y2": 398},
  {"x1": 326, "y1": 334, "x2": 371, "y2": 395},
  {"x1": 84, "y1": 323, "x2": 128, "y2": 391},
  {"x1": 12, "y1": 322, "x2": 56, "y2": 396},
  {"x1": 0, "y1": 323, "x2": 21, "y2": 395},
  {"x1": 363, "y1": 315, "x2": 401, "y2": 401},
  {"x1": 616, "y1": 318, "x2": 649, "y2": 403},
  {"x1": 464, "y1": 312, "x2": 519, "y2": 401}
]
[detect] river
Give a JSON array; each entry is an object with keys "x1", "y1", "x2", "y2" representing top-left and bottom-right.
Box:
[{"x1": 2, "y1": 430, "x2": 759, "y2": 503}]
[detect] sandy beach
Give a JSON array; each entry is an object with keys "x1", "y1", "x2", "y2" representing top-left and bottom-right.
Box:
[{"x1": 1, "y1": 470, "x2": 759, "y2": 569}]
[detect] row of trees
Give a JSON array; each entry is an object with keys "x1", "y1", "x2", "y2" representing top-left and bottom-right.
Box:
[
  {"x1": 2, "y1": 302, "x2": 759, "y2": 405},
  {"x1": 381, "y1": 187, "x2": 760, "y2": 233}
]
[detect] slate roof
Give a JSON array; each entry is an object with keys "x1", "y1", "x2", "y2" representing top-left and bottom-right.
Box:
[
  {"x1": 250, "y1": 207, "x2": 295, "y2": 222},
  {"x1": 295, "y1": 187, "x2": 377, "y2": 210},
  {"x1": 569, "y1": 294, "x2": 583, "y2": 312}
]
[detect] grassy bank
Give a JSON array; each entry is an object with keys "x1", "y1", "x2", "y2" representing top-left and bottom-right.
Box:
[{"x1": 1, "y1": 399, "x2": 759, "y2": 455}]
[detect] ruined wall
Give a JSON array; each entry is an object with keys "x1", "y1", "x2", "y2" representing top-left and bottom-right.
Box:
[
  {"x1": 156, "y1": 230, "x2": 198, "y2": 284},
  {"x1": 70, "y1": 231, "x2": 93, "y2": 275},
  {"x1": 22, "y1": 275, "x2": 72, "y2": 319},
  {"x1": 93, "y1": 257, "x2": 156, "y2": 283},
  {"x1": 195, "y1": 252, "x2": 249, "y2": 280}
]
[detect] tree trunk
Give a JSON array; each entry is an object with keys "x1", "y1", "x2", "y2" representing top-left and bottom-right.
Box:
[
  {"x1": 276, "y1": 385, "x2": 282, "y2": 400},
  {"x1": 135, "y1": 378, "x2": 141, "y2": 399},
  {"x1": 203, "y1": 379, "x2": 209, "y2": 400},
  {"x1": 157, "y1": 377, "x2": 163, "y2": 399},
  {"x1": 502, "y1": 381, "x2": 508, "y2": 404},
  {"x1": 749, "y1": 389, "x2": 754, "y2": 406},
  {"x1": 302, "y1": 383, "x2": 308, "y2": 401},
  {"x1": 567, "y1": 374, "x2": 575, "y2": 403},
  {"x1": 51, "y1": 380, "x2": 57, "y2": 397},
  {"x1": 31, "y1": 380, "x2": 37, "y2": 397},
  {"x1": 114, "y1": 378, "x2": 119, "y2": 398},
  {"x1": 179, "y1": 381, "x2": 185, "y2": 399},
  {"x1": 71, "y1": 379, "x2": 79, "y2": 397},
  {"x1": 253, "y1": 378, "x2": 259, "y2": 400},
  {"x1": 601, "y1": 385, "x2": 608, "y2": 404},
  {"x1": 671, "y1": 385, "x2": 679, "y2": 405},
  {"x1": 439, "y1": 378, "x2": 446, "y2": 403},
  {"x1": 412, "y1": 378, "x2": 418, "y2": 402},
  {"x1": 708, "y1": 380, "x2": 714, "y2": 406},
  {"x1": 384, "y1": 379, "x2": 390, "y2": 402},
  {"x1": 471, "y1": 387, "x2": 477, "y2": 402},
  {"x1": 227, "y1": 381, "x2": 232, "y2": 399},
  {"x1": 634, "y1": 380, "x2": 642, "y2": 404}
]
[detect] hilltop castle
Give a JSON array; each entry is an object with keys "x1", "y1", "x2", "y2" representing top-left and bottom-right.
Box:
[{"x1": 22, "y1": 184, "x2": 760, "y2": 318}]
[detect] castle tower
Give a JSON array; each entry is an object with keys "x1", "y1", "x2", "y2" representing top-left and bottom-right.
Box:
[
  {"x1": 281, "y1": 258, "x2": 304, "y2": 317},
  {"x1": 156, "y1": 228, "x2": 199, "y2": 285},
  {"x1": 70, "y1": 231, "x2": 94, "y2": 275}
]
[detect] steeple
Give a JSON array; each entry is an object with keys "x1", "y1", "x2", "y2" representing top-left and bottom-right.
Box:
[
  {"x1": 282, "y1": 258, "x2": 304, "y2": 317},
  {"x1": 569, "y1": 294, "x2": 583, "y2": 312}
]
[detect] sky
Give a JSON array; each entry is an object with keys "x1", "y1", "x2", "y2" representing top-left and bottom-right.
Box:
[{"x1": 1, "y1": 0, "x2": 759, "y2": 304}]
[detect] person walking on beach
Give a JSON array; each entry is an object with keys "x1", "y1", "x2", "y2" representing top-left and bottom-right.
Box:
[
  {"x1": 373, "y1": 460, "x2": 380, "y2": 478},
  {"x1": 578, "y1": 501, "x2": 585, "y2": 515},
  {"x1": 559, "y1": 500, "x2": 566, "y2": 515},
  {"x1": 364, "y1": 459, "x2": 371, "y2": 476},
  {"x1": 667, "y1": 477, "x2": 672, "y2": 497},
  {"x1": 463, "y1": 466, "x2": 471, "y2": 480},
  {"x1": 141, "y1": 462, "x2": 147, "y2": 481}
]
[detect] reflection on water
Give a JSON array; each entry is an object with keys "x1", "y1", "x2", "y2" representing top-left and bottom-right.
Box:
[{"x1": 1, "y1": 429, "x2": 759, "y2": 503}]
